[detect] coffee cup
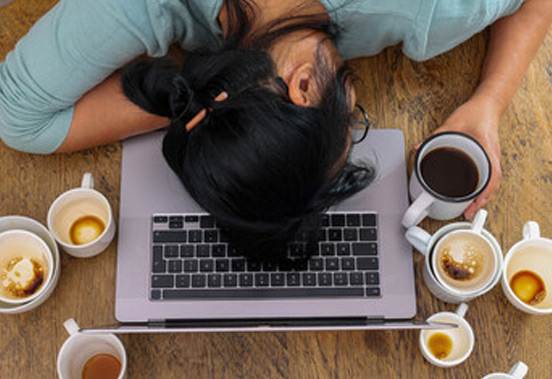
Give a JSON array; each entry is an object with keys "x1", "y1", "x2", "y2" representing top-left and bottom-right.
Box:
[
  {"x1": 402, "y1": 132, "x2": 491, "y2": 228},
  {"x1": 47, "y1": 173, "x2": 115, "y2": 258},
  {"x1": 419, "y1": 303, "x2": 474, "y2": 368},
  {"x1": 406, "y1": 209, "x2": 503, "y2": 303},
  {"x1": 57, "y1": 318, "x2": 127, "y2": 379},
  {"x1": 0, "y1": 216, "x2": 61, "y2": 313},
  {"x1": 482, "y1": 361, "x2": 528, "y2": 379},
  {"x1": 0, "y1": 229, "x2": 53, "y2": 304},
  {"x1": 501, "y1": 221, "x2": 552, "y2": 314}
]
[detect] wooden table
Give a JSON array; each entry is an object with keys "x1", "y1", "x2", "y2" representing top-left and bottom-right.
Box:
[{"x1": 1, "y1": 1, "x2": 552, "y2": 378}]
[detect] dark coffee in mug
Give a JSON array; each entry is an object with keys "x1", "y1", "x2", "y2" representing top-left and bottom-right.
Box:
[{"x1": 420, "y1": 147, "x2": 479, "y2": 198}]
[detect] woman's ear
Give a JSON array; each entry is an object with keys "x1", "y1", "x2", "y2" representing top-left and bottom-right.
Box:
[{"x1": 287, "y1": 63, "x2": 317, "y2": 107}]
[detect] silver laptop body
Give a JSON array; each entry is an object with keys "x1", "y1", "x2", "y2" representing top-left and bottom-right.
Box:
[{"x1": 115, "y1": 129, "x2": 416, "y2": 325}]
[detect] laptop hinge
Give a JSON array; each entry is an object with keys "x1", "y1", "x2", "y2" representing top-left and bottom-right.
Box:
[{"x1": 148, "y1": 317, "x2": 387, "y2": 328}]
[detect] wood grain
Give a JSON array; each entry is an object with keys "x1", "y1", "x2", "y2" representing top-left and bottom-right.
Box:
[{"x1": 1, "y1": 1, "x2": 551, "y2": 378}]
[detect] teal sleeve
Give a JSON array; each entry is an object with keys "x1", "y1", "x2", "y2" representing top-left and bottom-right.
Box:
[
  {"x1": 0, "y1": 0, "x2": 188, "y2": 153},
  {"x1": 406, "y1": 0, "x2": 526, "y2": 61}
]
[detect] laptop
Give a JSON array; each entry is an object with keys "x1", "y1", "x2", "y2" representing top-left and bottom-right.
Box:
[{"x1": 83, "y1": 129, "x2": 452, "y2": 333}]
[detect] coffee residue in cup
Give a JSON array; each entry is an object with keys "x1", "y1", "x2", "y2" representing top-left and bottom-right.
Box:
[
  {"x1": 1, "y1": 256, "x2": 44, "y2": 297},
  {"x1": 428, "y1": 332, "x2": 453, "y2": 360},
  {"x1": 510, "y1": 270, "x2": 546, "y2": 306},
  {"x1": 69, "y1": 215, "x2": 106, "y2": 245},
  {"x1": 82, "y1": 353, "x2": 121, "y2": 379},
  {"x1": 440, "y1": 244, "x2": 484, "y2": 281}
]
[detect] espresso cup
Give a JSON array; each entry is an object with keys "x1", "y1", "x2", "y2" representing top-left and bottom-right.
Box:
[
  {"x1": 0, "y1": 229, "x2": 53, "y2": 304},
  {"x1": 57, "y1": 318, "x2": 127, "y2": 379},
  {"x1": 47, "y1": 173, "x2": 115, "y2": 258},
  {"x1": 406, "y1": 210, "x2": 503, "y2": 303},
  {"x1": 419, "y1": 303, "x2": 474, "y2": 368},
  {"x1": 482, "y1": 361, "x2": 529, "y2": 379},
  {"x1": 501, "y1": 221, "x2": 552, "y2": 314},
  {"x1": 402, "y1": 132, "x2": 491, "y2": 228}
]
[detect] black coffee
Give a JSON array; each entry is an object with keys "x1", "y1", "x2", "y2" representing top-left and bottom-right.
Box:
[{"x1": 420, "y1": 147, "x2": 479, "y2": 198}]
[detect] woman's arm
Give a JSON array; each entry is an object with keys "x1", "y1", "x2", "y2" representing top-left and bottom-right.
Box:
[
  {"x1": 56, "y1": 74, "x2": 169, "y2": 153},
  {"x1": 433, "y1": 0, "x2": 552, "y2": 219}
]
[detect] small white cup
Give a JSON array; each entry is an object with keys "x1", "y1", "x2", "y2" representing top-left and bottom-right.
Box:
[
  {"x1": 0, "y1": 229, "x2": 53, "y2": 304},
  {"x1": 47, "y1": 173, "x2": 115, "y2": 258},
  {"x1": 419, "y1": 303, "x2": 474, "y2": 368},
  {"x1": 406, "y1": 210, "x2": 503, "y2": 303},
  {"x1": 501, "y1": 221, "x2": 552, "y2": 314},
  {"x1": 57, "y1": 318, "x2": 127, "y2": 379},
  {"x1": 402, "y1": 132, "x2": 491, "y2": 228},
  {"x1": 482, "y1": 361, "x2": 529, "y2": 379}
]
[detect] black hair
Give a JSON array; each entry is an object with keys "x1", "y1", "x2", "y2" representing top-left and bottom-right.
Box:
[{"x1": 121, "y1": 0, "x2": 376, "y2": 260}]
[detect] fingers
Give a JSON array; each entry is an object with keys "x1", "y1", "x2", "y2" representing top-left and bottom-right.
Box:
[{"x1": 464, "y1": 166, "x2": 502, "y2": 220}]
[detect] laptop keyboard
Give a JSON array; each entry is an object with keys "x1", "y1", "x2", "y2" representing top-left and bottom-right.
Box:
[{"x1": 149, "y1": 213, "x2": 381, "y2": 300}]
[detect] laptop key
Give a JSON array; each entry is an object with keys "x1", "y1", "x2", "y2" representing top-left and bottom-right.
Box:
[
  {"x1": 152, "y1": 259, "x2": 166, "y2": 274},
  {"x1": 357, "y1": 257, "x2": 379, "y2": 270},
  {"x1": 270, "y1": 273, "x2": 285, "y2": 287},
  {"x1": 184, "y1": 215, "x2": 199, "y2": 222},
  {"x1": 191, "y1": 275, "x2": 206, "y2": 288},
  {"x1": 153, "y1": 231, "x2": 187, "y2": 243},
  {"x1": 331, "y1": 214, "x2": 345, "y2": 227},
  {"x1": 223, "y1": 274, "x2": 238, "y2": 287},
  {"x1": 180, "y1": 245, "x2": 194, "y2": 258},
  {"x1": 231, "y1": 259, "x2": 246, "y2": 272},
  {"x1": 320, "y1": 243, "x2": 335, "y2": 256},
  {"x1": 168, "y1": 260, "x2": 182, "y2": 273},
  {"x1": 153, "y1": 216, "x2": 168, "y2": 223},
  {"x1": 152, "y1": 275, "x2": 174, "y2": 288},
  {"x1": 189, "y1": 230, "x2": 202, "y2": 243},
  {"x1": 359, "y1": 228, "x2": 377, "y2": 241},
  {"x1": 352, "y1": 242, "x2": 378, "y2": 256},
  {"x1": 204, "y1": 230, "x2": 218, "y2": 243},
  {"x1": 151, "y1": 290, "x2": 161, "y2": 299},
  {"x1": 325, "y1": 258, "x2": 339, "y2": 271},
  {"x1": 346, "y1": 214, "x2": 361, "y2": 226},
  {"x1": 215, "y1": 259, "x2": 230, "y2": 272},
  {"x1": 302, "y1": 273, "x2": 316, "y2": 286},
  {"x1": 334, "y1": 273, "x2": 348, "y2": 286},
  {"x1": 162, "y1": 287, "x2": 365, "y2": 299},
  {"x1": 212, "y1": 244, "x2": 226, "y2": 257},
  {"x1": 164, "y1": 245, "x2": 179, "y2": 258},
  {"x1": 196, "y1": 245, "x2": 210, "y2": 258},
  {"x1": 366, "y1": 287, "x2": 381, "y2": 297},
  {"x1": 318, "y1": 273, "x2": 332, "y2": 286},
  {"x1": 349, "y1": 272, "x2": 364, "y2": 285},
  {"x1": 239, "y1": 273, "x2": 253, "y2": 287},
  {"x1": 328, "y1": 229, "x2": 342, "y2": 241},
  {"x1": 287, "y1": 273, "x2": 301, "y2": 286},
  {"x1": 183, "y1": 260, "x2": 198, "y2": 273},
  {"x1": 341, "y1": 257, "x2": 355, "y2": 271},
  {"x1": 199, "y1": 259, "x2": 214, "y2": 272},
  {"x1": 255, "y1": 273, "x2": 269, "y2": 287},
  {"x1": 366, "y1": 272, "x2": 380, "y2": 285},
  {"x1": 200, "y1": 215, "x2": 216, "y2": 228},
  {"x1": 336, "y1": 243, "x2": 350, "y2": 256},
  {"x1": 343, "y1": 228, "x2": 357, "y2": 241},
  {"x1": 309, "y1": 258, "x2": 324, "y2": 271},
  {"x1": 208, "y1": 274, "x2": 222, "y2": 288},
  {"x1": 176, "y1": 275, "x2": 190, "y2": 288},
  {"x1": 362, "y1": 213, "x2": 377, "y2": 227}
]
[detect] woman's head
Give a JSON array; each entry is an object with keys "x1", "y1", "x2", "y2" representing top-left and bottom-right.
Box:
[{"x1": 121, "y1": 0, "x2": 375, "y2": 260}]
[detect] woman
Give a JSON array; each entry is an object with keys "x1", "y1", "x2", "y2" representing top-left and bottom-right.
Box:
[{"x1": 1, "y1": 0, "x2": 551, "y2": 258}]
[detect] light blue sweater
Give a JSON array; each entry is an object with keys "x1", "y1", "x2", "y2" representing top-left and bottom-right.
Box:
[{"x1": 0, "y1": 0, "x2": 524, "y2": 153}]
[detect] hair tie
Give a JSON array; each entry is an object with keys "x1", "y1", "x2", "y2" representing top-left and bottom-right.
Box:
[{"x1": 185, "y1": 92, "x2": 228, "y2": 131}]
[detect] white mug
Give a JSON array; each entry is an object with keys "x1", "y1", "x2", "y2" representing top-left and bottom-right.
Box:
[
  {"x1": 419, "y1": 303, "x2": 474, "y2": 368},
  {"x1": 47, "y1": 173, "x2": 115, "y2": 258},
  {"x1": 402, "y1": 132, "x2": 491, "y2": 228},
  {"x1": 406, "y1": 210, "x2": 503, "y2": 303},
  {"x1": 482, "y1": 361, "x2": 529, "y2": 379},
  {"x1": 501, "y1": 221, "x2": 552, "y2": 314},
  {"x1": 57, "y1": 318, "x2": 127, "y2": 379}
]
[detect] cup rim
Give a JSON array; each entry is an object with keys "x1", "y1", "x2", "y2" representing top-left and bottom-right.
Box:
[
  {"x1": 0, "y1": 216, "x2": 60, "y2": 313},
  {"x1": 47, "y1": 187, "x2": 113, "y2": 249},
  {"x1": 57, "y1": 332, "x2": 127, "y2": 379},
  {"x1": 0, "y1": 229, "x2": 54, "y2": 304},
  {"x1": 414, "y1": 131, "x2": 492, "y2": 204},
  {"x1": 501, "y1": 237, "x2": 552, "y2": 314},
  {"x1": 424, "y1": 223, "x2": 503, "y2": 298},
  {"x1": 431, "y1": 229, "x2": 499, "y2": 295},
  {"x1": 419, "y1": 311, "x2": 474, "y2": 367}
]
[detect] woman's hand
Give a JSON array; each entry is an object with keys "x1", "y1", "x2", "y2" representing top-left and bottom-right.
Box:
[{"x1": 423, "y1": 94, "x2": 502, "y2": 220}]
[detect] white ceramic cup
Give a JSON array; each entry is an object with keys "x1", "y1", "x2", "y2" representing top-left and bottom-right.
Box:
[
  {"x1": 406, "y1": 210, "x2": 503, "y2": 303},
  {"x1": 0, "y1": 229, "x2": 53, "y2": 304},
  {"x1": 402, "y1": 132, "x2": 491, "y2": 228},
  {"x1": 57, "y1": 318, "x2": 127, "y2": 379},
  {"x1": 47, "y1": 173, "x2": 115, "y2": 258},
  {"x1": 0, "y1": 216, "x2": 61, "y2": 314},
  {"x1": 419, "y1": 303, "x2": 474, "y2": 368},
  {"x1": 482, "y1": 361, "x2": 529, "y2": 379},
  {"x1": 501, "y1": 221, "x2": 552, "y2": 314}
]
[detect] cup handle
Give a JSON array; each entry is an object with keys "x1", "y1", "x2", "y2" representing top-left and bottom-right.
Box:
[
  {"x1": 63, "y1": 318, "x2": 80, "y2": 336},
  {"x1": 455, "y1": 303, "x2": 468, "y2": 318},
  {"x1": 508, "y1": 361, "x2": 528, "y2": 378},
  {"x1": 81, "y1": 173, "x2": 94, "y2": 189},
  {"x1": 470, "y1": 209, "x2": 488, "y2": 234},
  {"x1": 405, "y1": 227, "x2": 432, "y2": 256},
  {"x1": 401, "y1": 192, "x2": 434, "y2": 228},
  {"x1": 522, "y1": 221, "x2": 540, "y2": 240}
]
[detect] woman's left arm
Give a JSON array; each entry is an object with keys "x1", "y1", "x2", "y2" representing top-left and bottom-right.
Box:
[{"x1": 433, "y1": 0, "x2": 552, "y2": 219}]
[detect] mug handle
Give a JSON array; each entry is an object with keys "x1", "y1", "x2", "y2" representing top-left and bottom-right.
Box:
[
  {"x1": 455, "y1": 303, "x2": 468, "y2": 318},
  {"x1": 405, "y1": 227, "x2": 432, "y2": 256},
  {"x1": 81, "y1": 173, "x2": 94, "y2": 190},
  {"x1": 470, "y1": 209, "x2": 488, "y2": 234},
  {"x1": 509, "y1": 361, "x2": 528, "y2": 378},
  {"x1": 522, "y1": 221, "x2": 540, "y2": 240},
  {"x1": 63, "y1": 318, "x2": 80, "y2": 336},
  {"x1": 401, "y1": 192, "x2": 434, "y2": 228}
]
